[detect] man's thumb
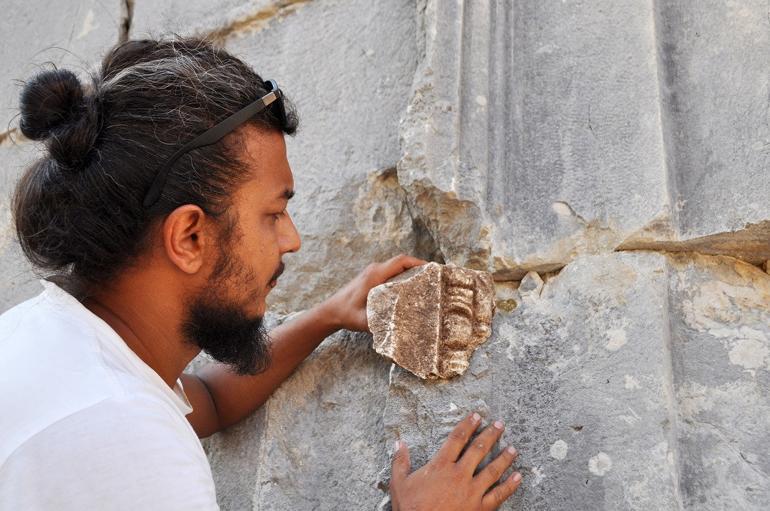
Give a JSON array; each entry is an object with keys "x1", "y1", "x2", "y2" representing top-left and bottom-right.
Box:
[{"x1": 391, "y1": 440, "x2": 411, "y2": 485}]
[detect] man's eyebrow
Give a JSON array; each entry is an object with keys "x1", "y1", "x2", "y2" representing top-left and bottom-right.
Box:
[{"x1": 281, "y1": 188, "x2": 295, "y2": 201}]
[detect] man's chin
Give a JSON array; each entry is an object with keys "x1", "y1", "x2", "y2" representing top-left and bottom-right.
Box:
[{"x1": 182, "y1": 297, "x2": 271, "y2": 376}]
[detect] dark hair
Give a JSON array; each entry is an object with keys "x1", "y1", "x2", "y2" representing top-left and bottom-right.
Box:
[{"x1": 12, "y1": 36, "x2": 298, "y2": 290}]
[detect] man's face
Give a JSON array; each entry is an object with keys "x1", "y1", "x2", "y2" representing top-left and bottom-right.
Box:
[{"x1": 181, "y1": 127, "x2": 301, "y2": 375}]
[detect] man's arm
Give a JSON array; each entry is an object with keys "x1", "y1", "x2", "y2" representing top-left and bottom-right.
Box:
[
  {"x1": 183, "y1": 299, "x2": 341, "y2": 438},
  {"x1": 182, "y1": 254, "x2": 426, "y2": 438}
]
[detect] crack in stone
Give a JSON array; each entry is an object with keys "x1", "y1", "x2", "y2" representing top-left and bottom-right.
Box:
[
  {"x1": 696, "y1": 419, "x2": 769, "y2": 482},
  {"x1": 618, "y1": 220, "x2": 770, "y2": 267},
  {"x1": 206, "y1": 0, "x2": 312, "y2": 45},
  {"x1": 119, "y1": 0, "x2": 134, "y2": 43}
]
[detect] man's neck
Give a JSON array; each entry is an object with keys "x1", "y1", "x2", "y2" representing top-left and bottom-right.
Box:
[{"x1": 82, "y1": 273, "x2": 200, "y2": 389}]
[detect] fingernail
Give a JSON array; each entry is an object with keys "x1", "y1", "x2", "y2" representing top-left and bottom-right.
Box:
[
  {"x1": 472, "y1": 412, "x2": 481, "y2": 423},
  {"x1": 513, "y1": 472, "x2": 522, "y2": 482},
  {"x1": 393, "y1": 440, "x2": 401, "y2": 450},
  {"x1": 494, "y1": 420, "x2": 504, "y2": 430},
  {"x1": 506, "y1": 446, "x2": 517, "y2": 456}
]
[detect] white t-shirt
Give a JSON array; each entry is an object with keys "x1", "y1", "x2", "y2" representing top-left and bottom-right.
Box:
[{"x1": 0, "y1": 279, "x2": 219, "y2": 510}]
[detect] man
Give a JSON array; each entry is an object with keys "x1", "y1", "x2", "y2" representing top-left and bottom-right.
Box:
[{"x1": 0, "y1": 37, "x2": 521, "y2": 509}]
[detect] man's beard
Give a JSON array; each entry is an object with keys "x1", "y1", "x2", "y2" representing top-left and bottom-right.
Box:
[{"x1": 181, "y1": 233, "x2": 272, "y2": 376}]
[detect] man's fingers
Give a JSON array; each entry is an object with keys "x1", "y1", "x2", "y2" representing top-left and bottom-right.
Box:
[
  {"x1": 458, "y1": 420, "x2": 505, "y2": 473},
  {"x1": 482, "y1": 472, "x2": 522, "y2": 511},
  {"x1": 474, "y1": 445, "x2": 518, "y2": 490},
  {"x1": 435, "y1": 412, "x2": 482, "y2": 463},
  {"x1": 374, "y1": 254, "x2": 428, "y2": 282},
  {"x1": 390, "y1": 440, "x2": 411, "y2": 488}
]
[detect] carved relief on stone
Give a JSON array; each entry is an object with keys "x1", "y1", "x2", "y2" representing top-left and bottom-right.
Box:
[{"x1": 366, "y1": 262, "x2": 495, "y2": 379}]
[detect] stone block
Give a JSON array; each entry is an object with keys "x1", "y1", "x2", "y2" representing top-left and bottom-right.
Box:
[
  {"x1": 653, "y1": 0, "x2": 769, "y2": 241},
  {"x1": 398, "y1": 0, "x2": 770, "y2": 277},
  {"x1": 368, "y1": 262, "x2": 495, "y2": 379},
  {"x1": 398, "y1": 0, "x2": 669, "y2": 278},
  {"x1": 0, "y1": 0, "x2": 123, "y2": 131},
  {"x1": 667, "y1": 254, "x2": 770, "y2": 509}
]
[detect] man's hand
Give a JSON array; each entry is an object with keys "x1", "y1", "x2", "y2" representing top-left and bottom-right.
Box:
[
  {"x1": 390, "y1": 412, "x2": 522, "y2": 511},
  {"x1": 322, "y1": 254, "x2": 427, "y2": 332}
]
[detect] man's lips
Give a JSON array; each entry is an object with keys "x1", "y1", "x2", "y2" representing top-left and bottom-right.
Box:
[{"x1": 269, "y1": 262, "x2": 285, "y2": 286}]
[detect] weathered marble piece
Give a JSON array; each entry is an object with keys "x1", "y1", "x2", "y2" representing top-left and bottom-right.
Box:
[{"x1": 367, "y1": 262, "x2": 495, "y2": 379}]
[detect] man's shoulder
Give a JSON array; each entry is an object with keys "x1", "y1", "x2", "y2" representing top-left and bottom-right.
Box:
[
  {"x1": 19, "y1": 393, "x2": 196, "y2": 449},
  {"x1": 0, "y1": 291, "x2": 123, "y2": 462},
  {"x1": 0, "y1": 395, "x2": 219, "y2": 511}
]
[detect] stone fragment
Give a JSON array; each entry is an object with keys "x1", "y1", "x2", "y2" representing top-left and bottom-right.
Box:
[
  {"x1": 367, "y1": 262, "x2": 495, "y2": 379},
  {"x1": 518, "y1": 271, "x2": 544, "y2": 302}
]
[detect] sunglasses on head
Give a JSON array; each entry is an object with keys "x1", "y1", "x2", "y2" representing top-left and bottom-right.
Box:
[{"x1": 142, "y1": 79, "x2": 287, "y2": 208}]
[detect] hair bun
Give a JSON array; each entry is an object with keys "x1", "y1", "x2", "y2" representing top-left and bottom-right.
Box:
[
  {"x1": 19, "y1": 68, "x2": 101, "y2": 172},
  {"x1": 19, "y1": 69, "x2": 85, "y2": 140}
]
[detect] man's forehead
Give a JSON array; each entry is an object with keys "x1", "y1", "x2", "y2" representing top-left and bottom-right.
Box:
[{"x1": 238, "y1": 127, "x2": 294, "y2": 195}]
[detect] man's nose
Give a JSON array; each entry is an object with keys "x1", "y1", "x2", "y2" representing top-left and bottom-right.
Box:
[{"x1": 281, "y1": 213, "x2": 301, "y2": 254}]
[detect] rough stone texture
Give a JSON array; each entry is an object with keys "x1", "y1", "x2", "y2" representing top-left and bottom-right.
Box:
[
  {"x1": 0, "y1": 138, "x2": 44, "y2": 314},
  {"x1": 368, "y1": 262, "x2": 495, "y2": 379},
  {"x1": 397, "y1": 0, "x2": 770, "y2": 278},
  {"x1": 0, "y1": 0, "x2": 123, "y2": 132},
  {"x1": 382, "y1": 252, "x2": 770, "y2": 510},
  {"x1": 668, "y1": 254, "x2": 770, "y2": 509},
  {"x1": 132, "y1": 0, "x2": 311, "y2": 42}
]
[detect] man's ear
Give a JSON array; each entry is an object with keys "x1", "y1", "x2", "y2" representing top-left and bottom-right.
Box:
[{"x1": 161, "y1": 204, "x2": 211, "y2": 274}]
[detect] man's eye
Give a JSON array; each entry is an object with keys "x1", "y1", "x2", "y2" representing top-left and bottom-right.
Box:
[{"x1": 272, "y1": 211, "x2": 285, "y2": 221}]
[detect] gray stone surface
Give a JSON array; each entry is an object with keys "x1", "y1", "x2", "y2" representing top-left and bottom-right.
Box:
[
  {"x1": 397, "y1": 0, "x2": 770, "y2": 278},
  {"x1": 668, "y1": 254, "x2": 770, "y2": 509},
  {"x1": 381, "y1": 252, "x2": 770, "y2": 510},
  {"x1": 222, "y1": 0, "x2": 423, "y2": 314},
  {"x1": 0, "y1": 0, "x2": 123, "y2": 131},
  {"x1": 383, "y1": 253, "x2": 680, "y2": 510},
  {"x1": 131, "y1": 0, "x2": 311, "y2": 42},
  {"x1": 654, "y1": 1, "x2": 770, "y2": 240},
  {"x1": 0, "y1": 138, "x2": 44, "y2": 313},
  {"x1": 398, "y1": 0, "x2": 669, "y2": 278}
]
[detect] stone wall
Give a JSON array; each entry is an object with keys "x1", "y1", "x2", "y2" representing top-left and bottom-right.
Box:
[{"x1": 1, "y1": 1, "x2": 768, "y2": 509}]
